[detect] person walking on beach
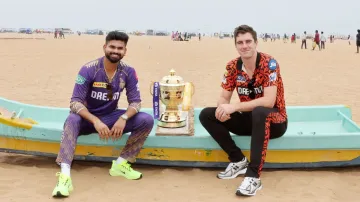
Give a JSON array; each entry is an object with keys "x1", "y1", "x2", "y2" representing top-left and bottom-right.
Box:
[
  {"x1": 301, "y1": 31, "x2": 307, "y2": 49},
  {"x1": 320, "y1": 31, "x2": 326, "y2": 49},
  {"x1": 312, "y1": 30, "x2": 321, "y2": 51}
]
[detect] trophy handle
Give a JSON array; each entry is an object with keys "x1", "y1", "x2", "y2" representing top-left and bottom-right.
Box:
[
  {"x1": 190, "y1": 82, "x2": 195, "y2": 96},
  {"x1": 149, "y1": 81, "x2": 154, "y2": 96}
]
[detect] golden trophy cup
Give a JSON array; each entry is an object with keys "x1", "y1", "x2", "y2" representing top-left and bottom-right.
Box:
[{"x1": 150, "y1": 69, "x2": 194, "y2": 135}]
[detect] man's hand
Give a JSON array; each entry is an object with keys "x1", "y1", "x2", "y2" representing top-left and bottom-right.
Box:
[
  {"x1": 110, "y1": 118, "x2": 126, "y2": 141},
  {"x1": 215, "y1": 104, "x2": 236, "y2": 122},
  {"x1": 94, "y1": 120, "x2": 111, "y2": 140}
]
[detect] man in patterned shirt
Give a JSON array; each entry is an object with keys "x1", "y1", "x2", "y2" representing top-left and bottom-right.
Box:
[
  {"x1": 52, "y1": 31, "x2": 154, "y2": 197},
  {"x1": 199, "y1": 25, "x2": 288, "y2": 197}
]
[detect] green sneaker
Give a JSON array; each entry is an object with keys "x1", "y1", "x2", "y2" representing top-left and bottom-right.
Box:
[
  {"x1": 109, "y1": 160, "x2": 142, "y2": 180},
  {"x1": 52, "y1": 172, "x2": 74, "y2": 197}
]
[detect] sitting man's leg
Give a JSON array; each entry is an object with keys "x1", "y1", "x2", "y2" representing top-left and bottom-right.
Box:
[
  {"x1": 106, "y1": 110, "x2": 154, "y2": 180},
  {"x1": 52, "y1": 110, "x2": 154, "y2": 197},
  {"x1": 236, "y1": 106, "x2": 287, "y2": 196},
  {"x1": 53, "y1": 112, "x2": 92, "y2": 197},
  {"x1": 199, "y1": 107, "x2": 252, "y2": 179}
]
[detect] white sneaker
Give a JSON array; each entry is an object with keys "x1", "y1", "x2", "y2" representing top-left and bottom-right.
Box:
[
  {"x1": 236, "y1": 177, "x2": 262, "y2": 196},
  {"x1": 217, "y1": 157, "x2": 248, "y2": 179}
]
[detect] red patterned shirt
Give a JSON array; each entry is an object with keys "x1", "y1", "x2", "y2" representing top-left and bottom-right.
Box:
[{"x1": 221, "y1": 52, "x2": 287, "y2": 119}]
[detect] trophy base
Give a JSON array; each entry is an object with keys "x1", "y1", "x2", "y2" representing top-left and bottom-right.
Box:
[
  {"x1": 157, "y1": 120, "x2": 186, "y2": 128},
  {"x1": 155, "y1": 109, "x2": 194, "y2": 136},
  {"x1": 157, "y1": 110, "x2": 186, "y2": 128}
]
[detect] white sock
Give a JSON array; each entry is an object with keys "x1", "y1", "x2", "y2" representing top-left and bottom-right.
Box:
[
  {"x1": 60, "y1": 163, "x2": 71, "y2": 176},
  {"x1": 116, "y1": 157, "x2": 126, "y2": 164}
]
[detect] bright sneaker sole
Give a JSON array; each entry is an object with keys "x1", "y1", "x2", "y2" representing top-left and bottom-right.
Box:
[
  {"x1": 217, "y1": 168, "x2": 247, "y2": 180},
  {"x1": 235, "y1": 185, "x2": 262, "y2": 196},
  {"x1": 52, "y1": 186, "x2": 73, "y2": 197}
]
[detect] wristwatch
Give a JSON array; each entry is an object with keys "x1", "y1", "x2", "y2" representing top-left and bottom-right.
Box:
[{"x1": 120, "y1": 114, "x2": 128, "y2": 121}]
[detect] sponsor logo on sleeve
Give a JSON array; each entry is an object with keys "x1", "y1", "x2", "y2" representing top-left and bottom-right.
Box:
[
  {"x1": 222, "y1": 76, "x2": 227, "y2": 84},
  {"x1": 75, "y1": 74, "x2": 86, "y2": 85},
  {"x1": 268, "y1": 59, "x2": 277, "y2": 70},
  {"x1": 269, "y1": 72, "x2": 277, "y2": 82}
]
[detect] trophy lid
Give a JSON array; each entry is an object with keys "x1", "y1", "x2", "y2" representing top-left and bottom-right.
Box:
[{"x1": 160, "y1": 69, "x2": 184, "y2": 85}]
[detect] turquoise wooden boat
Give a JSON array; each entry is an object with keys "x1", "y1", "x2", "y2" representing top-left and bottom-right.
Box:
[{"x1": 1, "y1": 96, "x2": 360, "y2": 168}]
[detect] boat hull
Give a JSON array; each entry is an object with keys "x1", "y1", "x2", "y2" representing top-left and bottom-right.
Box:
[{"x1": 1, "y1": 96, "x2": 360, "y2": 168}]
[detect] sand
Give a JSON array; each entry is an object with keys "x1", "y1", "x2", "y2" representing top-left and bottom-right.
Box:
[{"x1": 0, "y1": 33, "x2": 360, "y2": 202}]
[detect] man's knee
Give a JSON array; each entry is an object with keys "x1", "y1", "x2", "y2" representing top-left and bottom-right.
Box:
[
  {"x1": 65, "y1": 112, "x2": 83, "y2": 125},
  {"x1": 61, "y1": 113, "x2": 83, "y2": 143},
  {"x1": 199, "y1": 107, "x2": 217, "y2": 124},
  {"x1": 136, "y1": 112, "x2": 154, "y2": 129},
  {"x1": 252, "y1": 106, "x2": 271, "y2": 119},
  {"x1": 63, "y1": 113, "x2": 83, "y2": 134}
]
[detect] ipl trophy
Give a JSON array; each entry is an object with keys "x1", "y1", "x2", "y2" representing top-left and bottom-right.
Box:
[{"x1": 150, "y1": 69, "x2": 194, "y2": 136}]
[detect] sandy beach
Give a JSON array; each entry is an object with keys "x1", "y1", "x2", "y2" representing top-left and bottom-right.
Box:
[{"x1": 1, "y1": 33, "x2": 360, "y2": 202}]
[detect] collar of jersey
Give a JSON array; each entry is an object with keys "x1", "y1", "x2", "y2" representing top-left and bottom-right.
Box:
[{"x1": 235, "y1": 52, "x2": 261, "y2": 72}]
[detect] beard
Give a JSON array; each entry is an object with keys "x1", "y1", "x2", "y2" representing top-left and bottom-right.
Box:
[{"x1": 105, "y1": 52, "x2": 123, "y2": 63}]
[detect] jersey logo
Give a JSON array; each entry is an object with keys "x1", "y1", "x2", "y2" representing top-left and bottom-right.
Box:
[
  {"x1": 268, "y1": 59, "x2": 277, "y2": 70},
  {"x1": 119, "y1": 78, "x2": 126, "y2": 89},
  {"x1": 75, "y1": 74, "x2": 86, "y2": 85},
  {"x1": 93, "y1": 82, "x2": 107, "y2": 88},
  {"x1": 270, "y1": 72, "x2": 277, "y2": 82},
  {"x1": 237, "y1": 86, "x2": 263, "y2": 96},
  {"x1": 236, "y1": 75, "x2": 246, "y2": 83},
  {"x1": 91, "y1": 91, "x2": 120, "y2": 101},
  {"x1": 134, "y1": 71, "x2": 138, "y2": 80},
  {"x1": 222, "y1": 76, "x2": 227, "y2": 84}
]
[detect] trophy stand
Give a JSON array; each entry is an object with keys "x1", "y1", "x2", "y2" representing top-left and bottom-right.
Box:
[
  {"x1": 155, "y1": 105, "x2": 194, "y2": 136},
  {"x1": 157, "y1": 105, "x2": 186, "y2": 128}
]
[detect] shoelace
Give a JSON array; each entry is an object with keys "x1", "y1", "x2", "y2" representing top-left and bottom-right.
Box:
[
  {"x1": 121, "y1": 162, "x2": 133, "y2": 172},
  {"x1": 240, "y1": 177, "x2": 254, "y2": 189},
  {"x1": 55, "y1": 172, "x2": 68, "y2": 186}
]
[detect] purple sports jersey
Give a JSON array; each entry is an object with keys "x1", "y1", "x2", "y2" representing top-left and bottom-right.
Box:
[
  {"x1": 55, "y1": 56, "x2": 154, "y2": 165},
  {"x1": 71, "y1": 56, "x2": 141, "y2": 116}
]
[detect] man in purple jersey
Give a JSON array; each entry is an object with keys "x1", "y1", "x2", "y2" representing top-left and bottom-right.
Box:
[{"x1": 52, "y1": 31, "x2": 154, "y2": 198}]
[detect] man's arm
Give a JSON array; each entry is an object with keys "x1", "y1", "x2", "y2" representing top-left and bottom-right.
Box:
[
  {"x1": 233, "y1": 86, "x2": 277, "y2": 112},
  {"x1": 70, "y1": 102, "x2": 100, "y2": 124},
  {"x1": 216, "y1": 61, "x2": 237, "y2": 120},
  {"x1": 217, "y1": 89, "x2": 233, "y2": 107},
  {"x1": 69, "y1": 66, "x2": 100, "y2": 124},
  {"x1": 123, "y1": 67, "x2": 142, "y2": 119},
  {"x1": 219, "y1": 61, "x2": 237, "y2": 106}
]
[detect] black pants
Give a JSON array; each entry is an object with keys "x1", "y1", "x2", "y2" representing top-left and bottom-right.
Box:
[
  {"x1": 199, "y1": 106, "x2": 287, "y2": 178},
  {"x1": 321, "y1": 41, "x2": 325, "y2": 49},
  {"x1": 301, "y1": 40, "x2": 307, "y2": 49}
]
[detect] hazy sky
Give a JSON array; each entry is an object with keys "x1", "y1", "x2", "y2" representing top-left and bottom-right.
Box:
[{"x1": 1, "y1": 0, "x2": 359, "y2": 34}]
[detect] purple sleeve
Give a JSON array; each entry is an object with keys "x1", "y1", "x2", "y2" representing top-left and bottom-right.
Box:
[
  {"x1": 125, "y1": 67, "x2": 141, "y2": 104},
  {"x1": 71, "y1": 66, "x2": 93, "y2": 104}
]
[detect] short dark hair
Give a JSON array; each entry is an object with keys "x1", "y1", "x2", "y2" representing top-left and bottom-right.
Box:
[
  {"x1": 106, "y1": 31, "x2": 129, "y2": 45},
  {"x1": 233, "y1": 25, "x2": 257, "y2": 43}
]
